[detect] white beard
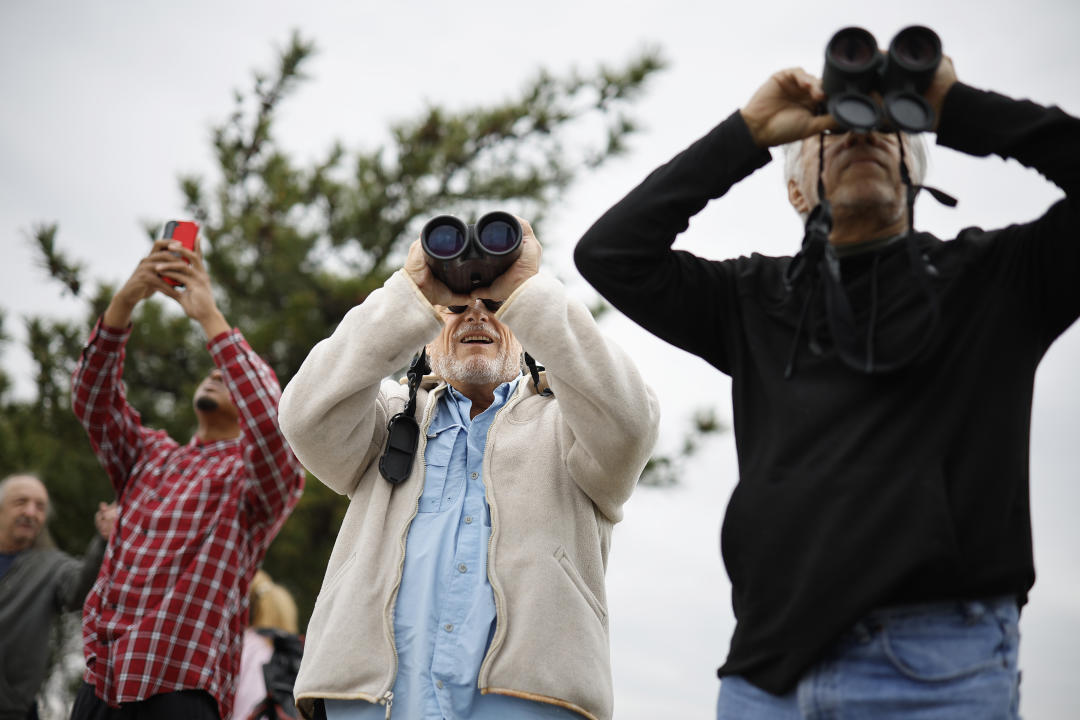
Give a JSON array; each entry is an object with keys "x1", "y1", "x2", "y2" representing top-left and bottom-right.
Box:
[{"x1": 430, "y1": 346, "x2": 520, "y2": 386}]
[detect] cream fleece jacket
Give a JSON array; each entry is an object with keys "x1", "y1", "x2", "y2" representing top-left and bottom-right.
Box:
[{"x1": 278, "y1": 269, "x2": 659, "y2": 720}]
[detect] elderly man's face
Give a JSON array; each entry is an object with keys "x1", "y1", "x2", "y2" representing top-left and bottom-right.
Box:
[
  {"x1": 0, "y1": 475, "x2": 49, "y2": 553},
  {"x1": 428, "y1": 298, "x2": 522, "y2": 388},
  {"x1": 796, "y1": 130, "x2": 907, "y2": 222}
]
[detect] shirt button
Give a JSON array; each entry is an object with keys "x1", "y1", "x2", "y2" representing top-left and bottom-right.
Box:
[
  {"x1": 458, "y1": 563, "x2": 467, "y2": 573},
  {"x1": 471, "y1": 472, "x2": 478, "y2": 479},
  {"x1": 444, "y1": 623, "x2": 454, "y2": 632},
  {"x1": 465, "y1": 516, "x2": 473, "y2": 524},
  {"x1": 436, "y1": 680, "x2": 444, "y2": 690}
]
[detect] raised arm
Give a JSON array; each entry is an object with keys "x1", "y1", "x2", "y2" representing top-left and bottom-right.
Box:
[
  {"x1": 934, "y1": 80, "x2": 1080, "y2": 344},
  {"x1": 572, "y1": 92, "x2": 780, "y2": 362},
  {"x1": 278, "y1": 270, "x2": 447, "y2": 497},
  {"x1": 463, "y1": 219, "x2": 659, "y2": 521},
  {"x1": 72, "y1": 238, "x2": 191, "y2": 494},
  {"x1": 130, "y1": 232, "x2": 304, "y2": 532},
  {"x1": 54, "y1": 502, "x2": 115, "y2": 612},
  {"x1": 211, "y1": 329, "x2": 305, "y2": 539},
  {"x1": 498, "y1": 272, "x2": 660, "y2": 522}
]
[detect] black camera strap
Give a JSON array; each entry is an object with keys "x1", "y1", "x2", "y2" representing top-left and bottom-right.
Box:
[
  {"x1": 378, "y1": 349, "x2": 430, "y2": 485},
  {"x1": 522, "y1": 352, "x2": 554, "y2": 397},
  {"x1": 895, "y1": 130, "x2": 958, "y2": 226},
  {"x1": 785, "y1": 131, "x2": 957, "y2": 377}
]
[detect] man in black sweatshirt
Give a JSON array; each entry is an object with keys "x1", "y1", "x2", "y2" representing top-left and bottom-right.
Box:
[{"x1": 575, "y1": 48, "x2": 1078, "y2": 719}]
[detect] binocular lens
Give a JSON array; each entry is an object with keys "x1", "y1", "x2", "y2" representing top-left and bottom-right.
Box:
[
  {"x1": 890, "y1": 26, "x2": 940, "y2": 70},
  {"x1": 831, "y1": 96, "x2": 880, "y2": 130},
  {"x1": 477, "y1": 219, "x2": 518, "y2": 253},
  {"x1": 424, "y1": 222, "x2": 467, "y2": 259},
  {"x1": 826, "y1": 27, "x2": 878, "y2": 71},
  {"x1": 884, "y1": 95, "x2": 929, "y2": 131}
]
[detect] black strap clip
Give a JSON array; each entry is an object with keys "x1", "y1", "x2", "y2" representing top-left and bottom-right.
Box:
[{"x1": 378, "y1": 349, "x2": 429, "y2": 485}]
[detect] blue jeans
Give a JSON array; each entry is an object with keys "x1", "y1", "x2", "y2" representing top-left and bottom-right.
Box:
[{"x1": 717, "y1": 596, "x2": 1021, "y2": 720}]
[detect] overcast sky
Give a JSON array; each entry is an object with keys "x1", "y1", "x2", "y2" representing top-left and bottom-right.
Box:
[{"x1": 2, "y1": 1, "x2": 1078, "y2": 718}]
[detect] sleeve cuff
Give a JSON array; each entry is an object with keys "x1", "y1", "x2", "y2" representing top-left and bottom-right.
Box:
[
  {"x1": 90, "y1": 317, "x2": 133, "y2": 352},
  {"x1": 398, "y1": 269, "x2": 445, "y2": 324},
  {"x1": 935, "y1": 82, "x2": 997, "y2": 156},
  {"x1": 494, "y1": 272, "x2": 547, "y2": 321}
]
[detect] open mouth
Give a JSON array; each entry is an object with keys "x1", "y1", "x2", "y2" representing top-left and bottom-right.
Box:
[{"x1": 460, "y1": 334, "x2": 494, "y2": 345}]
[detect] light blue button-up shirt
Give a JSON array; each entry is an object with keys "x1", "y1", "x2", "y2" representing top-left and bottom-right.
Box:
[{"x1": 326, "y1": 378, "x2": 578, "y2": 720}]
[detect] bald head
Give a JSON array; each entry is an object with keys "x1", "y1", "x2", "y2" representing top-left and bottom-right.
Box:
[{"x1": 0, "y1": 474, "x2": 49, "y2": 553}]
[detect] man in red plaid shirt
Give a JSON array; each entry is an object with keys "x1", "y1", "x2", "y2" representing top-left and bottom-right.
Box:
[{"x1": 68, "y1": 234, "x2": 305, "y2": 720}]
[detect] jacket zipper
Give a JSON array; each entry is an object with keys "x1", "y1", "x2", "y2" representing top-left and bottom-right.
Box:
[
  {"x1": 383, "y1": 386, "x2": 441, "y2": 705},
  {"x1": 475, "y1": 381, "x2": 581, "y2": 714},
  {"x1": 477, "y1": 380, "x2": 528, "y2": 686}
]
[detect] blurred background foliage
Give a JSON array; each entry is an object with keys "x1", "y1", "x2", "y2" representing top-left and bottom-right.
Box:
[{"x1": 0, "y1": 31, "x2": 723, "y2": 636}]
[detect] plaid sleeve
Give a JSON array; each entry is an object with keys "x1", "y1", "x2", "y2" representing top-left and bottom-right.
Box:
[
  {"x1": 208, "y1": 329, "x2": 305, "y2": 546},
  {"x1": 71, "y1": 319, "x2": 156, "y2": 496}
]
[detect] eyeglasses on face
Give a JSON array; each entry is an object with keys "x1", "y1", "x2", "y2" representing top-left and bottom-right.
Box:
[{"x1": 444, "y1": 299, "x2": 503, "y2": 314}]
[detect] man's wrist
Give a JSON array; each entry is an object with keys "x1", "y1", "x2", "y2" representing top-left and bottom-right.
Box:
[
  {"x1": 738, "y1": 108, "x2": 767, "y2": 148},
  {"x1": 103, "y1": 295, "x2": 136, "y2": 328},
  {"x1": 197, "y1": 310, "x2": 230, "y2": 339}
]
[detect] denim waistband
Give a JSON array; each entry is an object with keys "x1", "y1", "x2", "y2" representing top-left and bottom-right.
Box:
[
  {"x1": 861, "y1": 594, "x2": 1019, "y2": 623},
  {"x1": 842, "y1": 594, "x2": 1020, "y2": 644}
]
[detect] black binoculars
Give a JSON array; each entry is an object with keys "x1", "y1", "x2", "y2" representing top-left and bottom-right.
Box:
[
  {"x1": 420, "y1": 211, "x2": 522, "y2": 294},
  {"x1": 823, "y1": 25, "x2": 942, "y2": 133}
]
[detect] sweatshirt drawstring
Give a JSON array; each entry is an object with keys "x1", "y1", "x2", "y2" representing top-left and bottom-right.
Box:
[
  {"x1": 785, "y1": 275, "x2": 818, "y2": 379},
  {"x1": 866, "y1": 253, "x2": 881, "y2": 372},
  {"x1": 783, "y1": 130, "x2": 955, "y2": 378}
]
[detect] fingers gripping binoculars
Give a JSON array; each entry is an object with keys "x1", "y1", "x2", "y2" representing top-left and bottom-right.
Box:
[
  {"x1": 421, "y1": 212, "x2": 522, "y2": 294},
  {"x1": 823, "y1": 25, "x2": 942, "y2": 133}
]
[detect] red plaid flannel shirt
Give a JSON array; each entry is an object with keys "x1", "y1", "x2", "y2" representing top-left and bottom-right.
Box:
[{"x1": 71, "y1": 319, "x2": 305, "y2": 719}]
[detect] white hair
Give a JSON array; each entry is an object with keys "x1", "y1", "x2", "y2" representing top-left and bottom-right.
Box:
[
  {"x1": 782, "y1": 132, "x2": 928, "y2": 221},
  {"x1": 0, "y1": 474, "x2": 41, "y2": 507},
  {"x1": 0, "y1": 473, "x2": 54, "y2": 549}
]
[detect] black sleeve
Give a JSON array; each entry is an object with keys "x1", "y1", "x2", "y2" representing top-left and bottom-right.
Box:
[
  {"x1": 936, "y1": 82, "x2": 1080, "y2": 343},
  {"x1": 574, "y1": 111, "x2": 772, "y2": 369}
]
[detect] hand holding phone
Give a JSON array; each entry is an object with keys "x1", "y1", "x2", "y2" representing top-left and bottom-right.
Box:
[{"x1": 160, "y1": 220, "x2": 199, "y2": 287}]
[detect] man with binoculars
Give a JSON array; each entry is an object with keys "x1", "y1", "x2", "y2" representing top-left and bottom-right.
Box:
[
  {"x1": 576, "y1": 24, "x2": 1078, "y2": 719},
  {"x1": 279, "y1": 217, "x2": 659, "y2": 719}
]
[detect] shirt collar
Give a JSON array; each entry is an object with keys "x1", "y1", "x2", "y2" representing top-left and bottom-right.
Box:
[
  {"x1": 188, "y1": 435, "x2": 244, "y2": 453},
  {"x1": 833, "y1": 233, "x2": 906, "y2": 258},
  {"x1": 441, "y1": 375, "x2": 522, "y2": 423},
  {"x1": 445, "y1": 375, "x2": 521, "y2": 402}
]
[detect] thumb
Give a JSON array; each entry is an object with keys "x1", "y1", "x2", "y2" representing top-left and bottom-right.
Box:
[{"x1": 805, "y1": 114, "x2": 840, "y2": 138}]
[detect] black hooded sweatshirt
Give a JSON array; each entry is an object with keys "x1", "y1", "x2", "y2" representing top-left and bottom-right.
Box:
[{"x1": 574, "y1": 83, "x2": 1080, "y2": 695}]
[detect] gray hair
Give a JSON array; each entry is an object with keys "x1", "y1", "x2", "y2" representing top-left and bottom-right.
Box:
[
  {"x1": 0, "y1": 474, "x2": 34, "y2": 507},
  {"x1": 781, "y1": 132, "x2": 929, "y2": 221}
]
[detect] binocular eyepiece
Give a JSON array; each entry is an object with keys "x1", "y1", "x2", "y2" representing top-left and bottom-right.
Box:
[
  {"x1": 421, "y1": 211, "x2": 522, "y2": 294},
  {"x1": 823, "y1": 25, "x2": 942, "y2": 133}
]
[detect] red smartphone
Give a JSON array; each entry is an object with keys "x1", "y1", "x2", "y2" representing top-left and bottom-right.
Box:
[{"x1": 161, "y1": 220, "x2": 199, "y2": 287}]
